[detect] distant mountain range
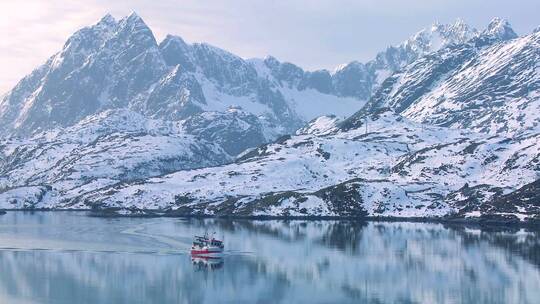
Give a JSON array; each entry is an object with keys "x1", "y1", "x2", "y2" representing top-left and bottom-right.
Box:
[
  {"x1": 0, "y1": 13, "x2": 490, "y2": 139},
  {"x1": 0, "y1": 13, "x2": 538, "y2": 223}
]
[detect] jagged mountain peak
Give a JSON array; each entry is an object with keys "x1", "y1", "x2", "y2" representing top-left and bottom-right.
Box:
[
  {"x1": 117, "y1": 12, "x2": 154, "y2": 36},
  {"x1": 332, "y1": 60, "x2": 364, "y2": 75},
  {"x1": 402, "y1": 18, "x2": 478, "y2": 54},
  {"x1": 431, "y1": 18, "x2": 466, "y2": 28},
  {"x1": 262, "y1": 55, "x2": 280, "y2": 67},
  {"x1": 193, "y1": 41, "x2": 244, "y2": 62},
  {"x1": 112, "y1": 12, "x2": 158, "y2": 49},
  {"x1": 162, "y1": 34, "x2": 188, "y2": 46},
  {"x1": 61, "y1": 13, "x2": 118, "y2": 53},
  {"x1": 160, "y1": 34, "x2": 248, "y2": 69},
  {"x1": 261, "y1": 55, "x2": 305, "y2": 73},
  {"x1": 98, "y1": 13, "x2": 117, "y2": 26},
  {"x1": 103, "y1": 12, "x2": 162, "y2": 69},
  {"x1": 436, "y1": 18, "x2": 478, "y2": 41},
  {"x1": 377, "y1": 17, "x2": 517, "y2": 67},
  {"x1": 125, "y1": 11, "x2": 144, "y2": 23},
  {"x1": 482, "y1": 17, "x2": 517, "y2": 40},
  {"x1": 163, "y1": 35, "x2": 241, "y2": 56},
  {"x1": 159, "y1": 35, "x2": 195, "y2": 70}
]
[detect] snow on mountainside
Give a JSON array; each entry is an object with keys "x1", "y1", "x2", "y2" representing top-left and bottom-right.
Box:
[
  {"x1": 0, "y1": 109, "x2": 231, "y2": 209},
  {"x1": 361, "y1": 18, "x2": 539, "y2": 136},
  {"x1": 19, "y1": 110, "x2": 536, "y2": 222}
]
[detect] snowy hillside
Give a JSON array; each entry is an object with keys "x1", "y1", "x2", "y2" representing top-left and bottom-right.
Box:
[
  {"x1": 0, "y1": 109, "x2": 231, "y2": 208},
  {"x1": 8, "y1": 110, "x2": 535, "y2": 223}
]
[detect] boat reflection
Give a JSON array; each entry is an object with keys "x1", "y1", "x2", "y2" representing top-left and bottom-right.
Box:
[{"x1": 191, "y1": 256, "x2": 224, "y2": 271}]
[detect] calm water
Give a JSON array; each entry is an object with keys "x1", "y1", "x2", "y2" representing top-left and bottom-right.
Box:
[{"x1": 0, "y1": 212, "x2": 538, "y2": 304}]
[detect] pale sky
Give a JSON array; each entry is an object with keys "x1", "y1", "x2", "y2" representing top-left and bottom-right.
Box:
[{"x1": 1, "y1": 0, "x2": 539, "y2": 94}]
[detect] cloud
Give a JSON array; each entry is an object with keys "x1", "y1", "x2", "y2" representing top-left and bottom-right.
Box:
[{"x1": 0, "y1": 1, "x2": 102, "y2": 93}]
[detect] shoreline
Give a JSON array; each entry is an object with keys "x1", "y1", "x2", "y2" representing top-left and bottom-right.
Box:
[{"x1": 1, "y1": 208, "x2": 539, "y2": 230}]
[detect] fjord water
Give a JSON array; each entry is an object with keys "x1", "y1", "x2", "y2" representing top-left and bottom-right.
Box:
[{"x1": 0, "y1": 212, "x2": 538, "y2": 304}]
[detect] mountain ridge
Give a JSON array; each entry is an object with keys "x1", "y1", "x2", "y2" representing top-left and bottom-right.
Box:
[{"x1": 1, "y1": 14, "x2": 511, "y2": 137}]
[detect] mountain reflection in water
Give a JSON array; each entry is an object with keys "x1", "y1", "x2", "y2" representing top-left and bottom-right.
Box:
[{"x1": 0, "y1": 212, "x2": 538, "y2": 304}]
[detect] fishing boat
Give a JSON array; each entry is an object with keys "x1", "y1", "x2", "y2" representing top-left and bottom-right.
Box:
[{"x1": 190, "y1": 232, "x2": 224, "y2": 257}]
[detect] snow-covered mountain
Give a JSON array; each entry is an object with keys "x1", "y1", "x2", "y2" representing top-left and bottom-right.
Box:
[
  {"x1": 360, "y1": 18, "x2": 539, "y2": 136},
  {"x1": 0, "y1": 14, "x2": 538, "y2": 222},
  {"x1": 0, "y1": 13, "x2": 365, "y2": 140}
]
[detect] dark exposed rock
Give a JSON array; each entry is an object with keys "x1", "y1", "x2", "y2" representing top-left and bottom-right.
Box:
[
  {"x1": 483, "y1": 179, "x2": 540, "y2": 217},
  {"x1": 183, "y1": 110, "x2": 267, "y2": 156}
]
